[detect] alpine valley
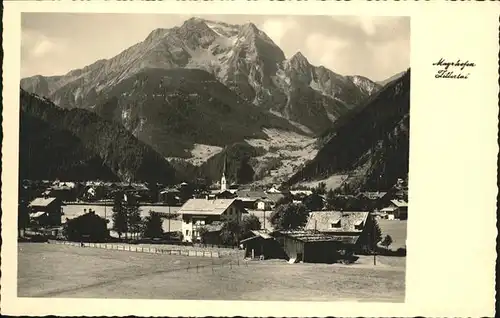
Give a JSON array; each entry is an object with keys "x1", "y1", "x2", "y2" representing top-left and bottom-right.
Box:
[{"x1": 20, "y1": 17, "x2": 408, "y2": 189}]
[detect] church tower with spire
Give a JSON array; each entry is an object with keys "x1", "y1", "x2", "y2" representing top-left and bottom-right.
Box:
[{"x1": 220, "y1": 155, "x2": 227, "y2": 192}]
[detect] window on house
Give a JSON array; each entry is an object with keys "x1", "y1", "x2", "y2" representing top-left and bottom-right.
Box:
[
  {"x1": 331, "y1": 220, "x2": 341, "y2": 228},
  {"x1": 186, "y1": 230, "x2": 189, "y2": 236},
  {"x1": 354, "y1": 220, "x2": 364, "y2": 230}
]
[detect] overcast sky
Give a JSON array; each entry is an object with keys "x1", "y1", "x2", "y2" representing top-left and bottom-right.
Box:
[{"x1": 21, "y1": 14, "x2": 409, "y2": 82}]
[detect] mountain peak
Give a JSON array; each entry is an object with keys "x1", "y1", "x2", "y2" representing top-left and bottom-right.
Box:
[
  {"x1": 290, "y1": 51, "x2": 308, "y2": 63},
  {"x1": 238, "y1": 22, "x2": 276, "y2": 44},
  {"x1": 241, "y1": 22, "x2": 259, "y2": 32},
  {"x1": 287, "y1": 51, "x2": 310, "y2": 70},
  {"x1": 185, "y1": 17, "x2": 207, "y2": 25},
  {"x1": 180, "y1": 17, "x2": 212, "y2": 32}
]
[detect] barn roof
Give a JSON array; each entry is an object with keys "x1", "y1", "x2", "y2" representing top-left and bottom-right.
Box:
[
  {"x1": 277, "y1": 230, "x2": 360, "y2": 244},
  {"x1": 30, "y1": 211, "x2": 46, "y2": 218},
  {"x1": 235, "y1": 190, "x2": 284, "y2": 203},
  {"x1": 178, "y1": 198, "x2": 245, "y2": 215},
  {"x1": 29, "y1": 197, "x2": 59, "y2": 208},
  {"x1": 240, "y1": 230, "x2": 277, "y2": 243},
  {"x1": 250, "y1": 229, "x2": 275, "y2": 239},
  {"x1": 360, "y1": 192, "x2": 388, "y2": 200},
  {"x1": 381, "y1": 207, "x2": 397, "y2": 212},
  {"x1": 390, "y1": 199, "x2": 408, "y2": 207},
  {"x1": 236, "y1": 190, "x2": 267, "y2": 199},
  {"x1": 305, "y1": 211, "x2": 370, "y2": 233},
  {"x1": 265, "y1": 193, "x2": 285, "y2": 203}
]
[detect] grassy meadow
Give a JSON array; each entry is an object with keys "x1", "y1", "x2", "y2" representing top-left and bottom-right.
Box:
[{"x1": 18, "y1": 243, "x2": 405, "y2": 301}]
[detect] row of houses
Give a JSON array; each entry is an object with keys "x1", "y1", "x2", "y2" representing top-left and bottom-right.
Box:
[{"x1": 176, "y1": 197, "x2": 383, "y2": 264}]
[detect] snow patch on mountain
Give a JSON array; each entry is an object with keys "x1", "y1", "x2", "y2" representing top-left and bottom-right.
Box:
[
  {"x1": 205, "y1": 20, "x2": 240, "y2": 38},
  {"x1": 348, "y1": 75, "x2": 379, "y2": 95},
  {"x1": 326, "y1": 112, "x2": 336, "y2": 122}
]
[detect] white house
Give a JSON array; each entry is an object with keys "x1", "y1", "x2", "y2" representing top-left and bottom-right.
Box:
[
  {"x1": 256, "y1": 199, "x2": 273, "y2": 211},
  {"x1": 178, "y1": 198, "x2": 247, "y2": 242}
]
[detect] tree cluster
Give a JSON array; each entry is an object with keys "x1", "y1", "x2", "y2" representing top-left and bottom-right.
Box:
[
  {"x1": 268, "y1": 203, "x2": 309, "y2": 230},
  {"x1": 199, "y1": 214, "x2": 262, "y2": 246},
  {"x1": 111, "y1": 191, "x2": 164, "y2": 240},
  {"x1": 324, "y1": 189, "x2": 380, "y2": 211}
]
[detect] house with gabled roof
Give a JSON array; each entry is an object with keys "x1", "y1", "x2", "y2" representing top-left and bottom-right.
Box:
[
  {"x1": 178, "y1": 198, "x2": 247, "y2": 242},
  {"x1": 304, "y1": 211, "x2": 378, "y2": 252},
  {"x1": 28, "y1": 196, "x2": 64, "y2": 226},
  {"x1": 382, "y1": 199, "x2": 408, "y2": 220},
  {"x1": 359, "y1": 191, "x2": 391, "y2": 210},
  {"x1": 306, "y1": 211, "x2": 370, "y2": 233}
]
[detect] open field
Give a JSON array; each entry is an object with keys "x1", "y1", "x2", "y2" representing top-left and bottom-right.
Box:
[
  {"x1": 378, "y1": 219, "x2": 407, "y2": 249},
  {"x1": 19, "y1": 243, "x2": 404, "y2": 301}
]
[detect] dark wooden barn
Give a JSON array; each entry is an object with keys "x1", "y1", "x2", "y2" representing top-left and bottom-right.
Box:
[
  {"x1": 273, "y1": 230, "x2": 360, "y2": 264},
  {"x1": 240, "y1": 230, "x2": 285, "y2": 260}
]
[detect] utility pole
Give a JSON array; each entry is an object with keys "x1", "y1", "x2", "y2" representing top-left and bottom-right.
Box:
[
  {"x1": 104, "y1": 199, "x2": 107, "y2": 227},
  {"x1": 263, "y1": 208, "x2": 266, "y2": 230},
  {"x1": 168, "y1": 204, "x2": 171, "y2": 233},
  {"x1": 373, "y1": 216, "x2": 377, "y2": 266}
]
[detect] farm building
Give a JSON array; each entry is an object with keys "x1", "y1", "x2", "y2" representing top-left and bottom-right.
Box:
[
  {"x1": 273, "y1": 230, "x2": 359, "y2": 264},
  {"x1": 235, "y1": 190, "x2": 266, "y2": 209},
  {"x1": 178, "y1": 198, "x2": 247, "y2": 242},
  {"x1": 238, "y1": 197, "x2": 258, "y2": 209},
  {"x1": 240, "y1": 230, "x2": 285, "y2": 260},
  {"x1": 236, "y1": 190, "x2": 267, "y2": 199},
  {"x1": 382, "y1": 200, "x2": 408, "y2": 220},
  {"x1": 46, "y1": 182, "x2": 79, "y2": 202},
  {"x1": 64, "y1": 210, "x2": 109, "y2": 242},
  {"x1": 198, "y1": 221, "x2": 225, "y2": 245},
  {"x1": 28, "y1": 196, "x2": 64, "y2": 226},
  {"x1": 359, "y1": 191, "x2": 390, "y2": 210},
  {"x1": 305, "y1": 211, "x2": 378, "y2": 252},
  {"x1": 212, "y1": 190, "x2": 237, "y2": 199},
  {"x1": 158, "y1": 188, "x2": 181, "y2": 205}
]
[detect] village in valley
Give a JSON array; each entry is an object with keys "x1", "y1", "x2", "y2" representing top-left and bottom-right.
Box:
[{"x1": 19, "y1": 155, "x2": 408, "y2": 265}]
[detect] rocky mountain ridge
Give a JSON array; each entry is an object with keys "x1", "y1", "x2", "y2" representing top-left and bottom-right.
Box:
[
  {"x1": 20, "y1": 17, "x2": 405, "y2": 187},
  {"x1": 21, "y1": 17, "x2": 381, "y2": 136}
]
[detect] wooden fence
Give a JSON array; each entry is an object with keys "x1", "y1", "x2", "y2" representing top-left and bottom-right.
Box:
[{"x1": 48, "y1": 240, "x2": 222, "y2": 258}]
